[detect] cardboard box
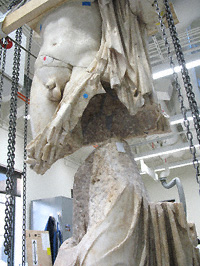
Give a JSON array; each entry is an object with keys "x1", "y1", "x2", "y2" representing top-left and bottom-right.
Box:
[{"x1": 26, "y1": 230, "x2": 52, "y2": 266}]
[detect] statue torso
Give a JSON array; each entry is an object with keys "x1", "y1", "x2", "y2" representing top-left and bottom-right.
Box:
[{"x1": 38, "y1": 0, "x2": 102, "y2": 68}]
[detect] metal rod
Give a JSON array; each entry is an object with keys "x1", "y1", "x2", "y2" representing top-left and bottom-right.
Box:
[
  {"x1": 160, "y1": 176, "x2": 187, "y2": 216},
  {"x1": 5, "y1": 36, "x2": 37, "y2": 59}
]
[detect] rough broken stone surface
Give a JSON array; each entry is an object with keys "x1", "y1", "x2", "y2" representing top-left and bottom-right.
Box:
[
  {"x1": 81, "y1": 91, "x2": 169, "y2": 144},
  {"x1": 54, "y1": 139, "x2": 200, "y2": 266}
]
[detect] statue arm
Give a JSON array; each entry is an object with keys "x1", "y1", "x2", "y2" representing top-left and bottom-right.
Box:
[{"x1": 27, "y1": 66, "x2": 105, "y2": 174}]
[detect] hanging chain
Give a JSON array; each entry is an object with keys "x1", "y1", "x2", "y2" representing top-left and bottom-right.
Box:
[
  {"x1": 4, "y1": 27, "x2": 22, "y2": 265},
  {"x1": 153, "y1": 0, "x2": 200, "y2": 186},
  {"x1": 8, "y1": 0, "x2": 27, "y2": 11},
  {"x1": 0, "y1": 44, "x2": 2, "y2": 65},
  {"x1": 8, "y1": 0, "x2": 20, "y2": 10},
  {"x1": 22, "y1": 29, "x2": 33, "y2": 266},
  {"x1": 164, "y1": 0, "x2": 200, "y2": 145},
  {"x1": 0, "y1": 39, "x2": 8, "y2": 113}
]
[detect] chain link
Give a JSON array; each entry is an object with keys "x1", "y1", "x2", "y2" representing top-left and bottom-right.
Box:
[
  {"x1": 0, "y1": 39, "x2": 8, "y2": 113},
  {"x1": 4, "y1": 27, "x2": 22, "y2": 266},
  {"x1": 8, "y1": 0, "x2": 27, "y2": 10},
  {"x1": 153, "y1": 0, "x2": 200, "y2": 186},
  {"x1": 0, "y1": 44, "x2": 2, "y2": 65},
  {"x1": 22, "y1": 29, "x2": 33, "y2": 266},
  {"x1": 163, "y1": 0, "x2": 200, "y2": 145}
]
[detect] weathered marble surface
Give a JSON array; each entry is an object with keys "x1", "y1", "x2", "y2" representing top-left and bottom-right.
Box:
[
  {"x1": 54, "y1": 139, "x2": 200, "y2": 266},
  {"x1": 27, "y1": 0, "x2": 170, "y2": 174},
  {"x1": 26, "y1": 1, "x2": 200, "y2": 265}
]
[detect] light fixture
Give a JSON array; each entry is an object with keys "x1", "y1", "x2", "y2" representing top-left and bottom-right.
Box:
[
  {"x1": 140, "y1": 161, "x2": 195, "y2": 175},
  {"x1": 134, "y1": 144, "x2": 199, "y2": 161},
  {"x1": 170, "y1": 116, "x2": 193, "y2": 125},
  {"x1": 162, "y1": 161, "x2": 193, "y2": 171},
  {"x1": 152, "y1": 59, "x2": 200, "y2": 80},
  {"x1": 154, "y1": 161, "x2": 194, "y2": 172}
]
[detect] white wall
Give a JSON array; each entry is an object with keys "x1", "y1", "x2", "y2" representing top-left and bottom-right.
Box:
[
  {"x1": 142, "y1": 165, "x2": 200, "y2": 237},
  {"x1": 0, "y1": 125, "x2": 77, "y2": 265},
  {"x1": 0, "y1": 126, "x2": 24, "y2": 171},
  {"x1": 26, "y1": 157, "x2": 78, "y2": 227},
  {"x1": 0, "y1": 126, "x2": 78, "y2": 229}
]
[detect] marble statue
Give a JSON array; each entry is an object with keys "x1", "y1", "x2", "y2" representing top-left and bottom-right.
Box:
[
  {"x1": 27, "y1": 0, "x2": 169, "y2": 174},
  {"x1": 54, "y1": 139, "x2": 200, "y2": 266},
  {"x1": 26, "y1": 0, "x2": 200, "y2": 265}
]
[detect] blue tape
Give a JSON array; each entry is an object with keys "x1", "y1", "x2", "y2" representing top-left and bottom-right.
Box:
[
  {"x1": 83, "y1": 93, "x2": 88, "y2": 99},
  {"x1": 82, "y1": 2, "x2": 91, "y2": 6}
]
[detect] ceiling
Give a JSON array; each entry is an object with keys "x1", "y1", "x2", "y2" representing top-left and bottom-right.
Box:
[{"x1": 0, "y1": 0, "x2": 200, "y2": 180}]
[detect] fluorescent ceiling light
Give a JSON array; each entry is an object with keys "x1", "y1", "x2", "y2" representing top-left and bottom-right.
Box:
[
  {"x1": 135, "y1": 144, "x2": 199, "y2": 161},
  {"x1": 140, "y1": 161, "x2": 194, "y2": 175},
  {"x1": 155, "y1": 161, "x2": 194, "y2": 172},
  {"x1": 153, "y1": 59, "x2": 200, "y2": 80},
  {"x1": 170, "y1": 116, "x2": 193, "y2": 125},
  {"x1": 170, "y1": 114, "x2": 200, "y2": 125},
  {"x1": 167, "y1": 161, "x2": 193, "y2": 170}
]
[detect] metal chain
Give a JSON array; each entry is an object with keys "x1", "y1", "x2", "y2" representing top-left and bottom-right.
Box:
[
  {"x1": 4, "y1": 27, "x2": 22, "y2": 266},
  {"x1": 0, "y1": 39, "x2": 8, "y2": 113},
  {"x1": 153, "y1": 0, "x2": 200, "y2": 186},
  {"x1": 8, "y1": 0, "x2": 21, "y2": 10},
  {"x1": 164, "y1": 0, "x2": 200, "y2": 144},
  {"x1": 22, "y1": 29, "x2": 33, "y2": 266},
  {"x1": 8, "y1": 0, "x2": 27, "y2": 10},
  {"x1": 0, "y1": 44, "x2": 2, "y2": 65}
]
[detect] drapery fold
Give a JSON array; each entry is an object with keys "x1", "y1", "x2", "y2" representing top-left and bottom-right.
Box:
[{"x1": 54, "y1": 139, "x2": 200, "y2": 266}]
